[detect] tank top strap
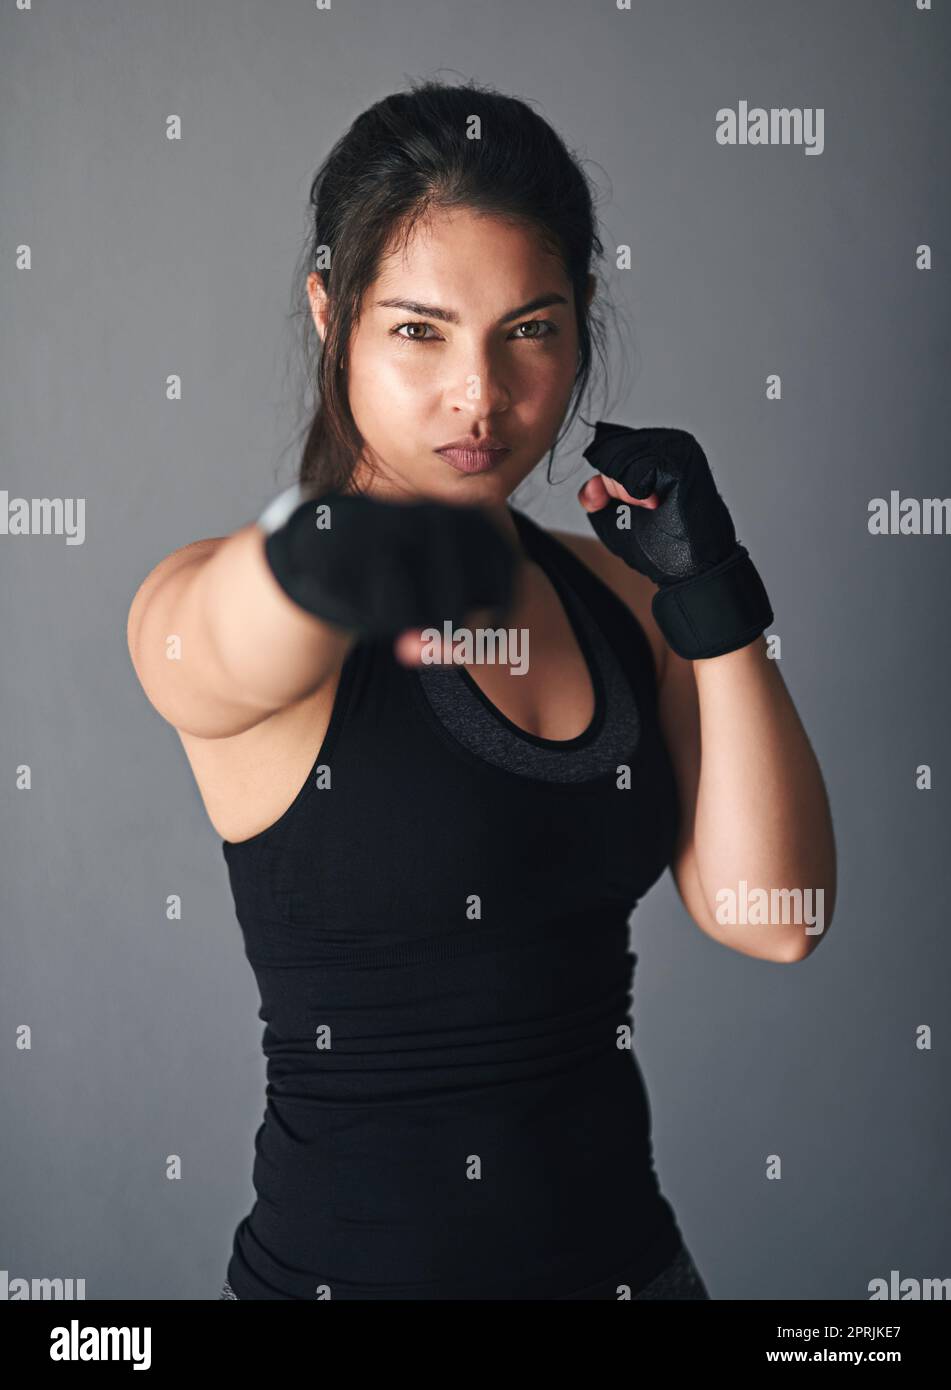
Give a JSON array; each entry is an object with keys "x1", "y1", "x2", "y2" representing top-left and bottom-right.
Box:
[{"x1": 508, "y1": 504, "x2": 661, "y2": 713}]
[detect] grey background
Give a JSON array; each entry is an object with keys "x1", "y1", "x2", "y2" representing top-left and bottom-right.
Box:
[{"x1": 2, "y1": 0, "x2": 949, "y2": 1301}]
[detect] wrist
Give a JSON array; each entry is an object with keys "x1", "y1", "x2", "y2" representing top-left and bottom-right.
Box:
[{"x1": 651, "y1": 545, "x2": 773, "y2": 660}]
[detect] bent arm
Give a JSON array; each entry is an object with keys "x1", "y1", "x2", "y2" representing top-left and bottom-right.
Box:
[
  {"x1": 126, "y1": 522, "x2": 355, "y2": 739},
  {"x1": 658, "y1": 635, "x2": 837, "y2": 963}
]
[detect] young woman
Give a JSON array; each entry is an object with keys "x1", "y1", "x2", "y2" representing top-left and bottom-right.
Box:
[{"x1": 127, "y1": 79, "x2": 836, "y2": 1301}]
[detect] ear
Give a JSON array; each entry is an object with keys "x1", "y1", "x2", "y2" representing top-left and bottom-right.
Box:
[{"x1": 307, "y1": 272, "x2": 330, "y2": 345}]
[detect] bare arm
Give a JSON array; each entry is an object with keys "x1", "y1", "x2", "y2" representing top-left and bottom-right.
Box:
[
  {"x1": 657, "y1": 635, "x2": 837, "y2": 964},
  {"x1": 552, "y1": 530, "x2": 836, "y2": 965},
  {"x1": 127, "y1": 522, "x2": 356, "y2": 739}
]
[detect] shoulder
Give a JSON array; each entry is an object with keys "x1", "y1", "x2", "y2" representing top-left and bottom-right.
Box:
[
  {"x1": 127, "y1": 535, "x2": 226, "y2": 652},
  {"x1": 543, "y1": 524, "x2": 669, "y2": 688}
]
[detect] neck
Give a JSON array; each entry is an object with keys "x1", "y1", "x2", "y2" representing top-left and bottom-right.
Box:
[{"x1": 486, "y1": 499, "x2": 524, "y2": 555}]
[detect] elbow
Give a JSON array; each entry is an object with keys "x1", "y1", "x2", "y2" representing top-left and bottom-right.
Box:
[
  {"x1": 773, "y1": 936, "x2": 818, "y2": 964},
  {"x1": 772, "y1": 865, "x2": 837, "y2": 963},
  {"x1": 772, "y1": 916, "x2": 832, "y2": 964}
]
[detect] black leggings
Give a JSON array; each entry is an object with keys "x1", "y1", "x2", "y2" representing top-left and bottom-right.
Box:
[{"x1": 218, "y1": 1243, "x2": 710, "y2": 1300}]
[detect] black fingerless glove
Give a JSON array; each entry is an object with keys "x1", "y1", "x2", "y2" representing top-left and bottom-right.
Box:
[
  {"x1": 257, "y1": 484, "x2": 518, "y2": 639},
  {"x1": 581, "y1": 422, "x2": 773, "y2": 660}
]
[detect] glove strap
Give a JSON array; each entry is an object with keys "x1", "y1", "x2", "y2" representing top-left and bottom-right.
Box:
[
  {"x1": 651, "y1": 545, "x2": 773, "y2": 660},
  {"x1": 256, "y1": 484, "x2": 357, "y2": 630}
]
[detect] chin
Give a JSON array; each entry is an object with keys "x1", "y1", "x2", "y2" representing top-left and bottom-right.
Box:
[{"x1": 445, "y1": 474, "x2": 522, "y2": 507}]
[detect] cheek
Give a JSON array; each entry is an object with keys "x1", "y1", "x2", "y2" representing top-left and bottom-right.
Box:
[
  {"x1": 514, "y1": 351, "x2": 578, "y2": 418},
  {"x1": 352, "y1": 342, "x2": 435, "y2": 405},
  {"x1": 347, "y1": 350, "x2": 428, "y2": 442}
]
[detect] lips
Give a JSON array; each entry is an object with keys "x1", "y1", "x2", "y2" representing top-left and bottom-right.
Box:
[{"x1": 435, "y1": 444, "x2": 511, "y2": 474}]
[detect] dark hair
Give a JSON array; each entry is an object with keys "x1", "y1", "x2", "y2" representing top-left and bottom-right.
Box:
[{"x1": 282, "y1": 76, "x2": 621, "y2": 496}]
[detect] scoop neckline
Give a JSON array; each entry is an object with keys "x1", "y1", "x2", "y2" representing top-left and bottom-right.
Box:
[{"x1": 446, "y1": 505, "x2": 607, "y2": 751}]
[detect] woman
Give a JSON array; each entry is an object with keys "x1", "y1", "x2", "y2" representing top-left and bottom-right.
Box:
[{"x1": 127, "y1": 79, "x2": 836, "y2": 1300}]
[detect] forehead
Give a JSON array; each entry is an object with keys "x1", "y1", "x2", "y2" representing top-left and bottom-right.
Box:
[{"x1": 370, "y1": 207, "x2": 566, "y2": 296}]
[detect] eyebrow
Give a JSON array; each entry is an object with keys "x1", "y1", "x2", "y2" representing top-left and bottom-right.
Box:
[{"x1": 373, "y1": 292, "x2": 570, "y2": 326}]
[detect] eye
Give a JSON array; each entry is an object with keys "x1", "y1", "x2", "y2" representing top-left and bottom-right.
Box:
[
  {"x1": 389, "y1": 319, "x2": 560, "y2": 345},
  {"x1": 511, "y1": 320, "x2": 558, "y2": 341},
  {"x1": 391, "y1": 321, "x2": 441, "y2": 342}
]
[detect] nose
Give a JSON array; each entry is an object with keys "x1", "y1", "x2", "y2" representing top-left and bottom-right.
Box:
[{"x1": 443, "y1": 342, "x2": 512, "y2": 418}]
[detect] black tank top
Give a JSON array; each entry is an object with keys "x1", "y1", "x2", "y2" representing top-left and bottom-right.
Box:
[{"x1": 222, "y1": 503, "x2": 685, "y2": 1299}]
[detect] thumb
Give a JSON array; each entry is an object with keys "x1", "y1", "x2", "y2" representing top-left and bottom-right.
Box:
[{"x1": 578, "y1": 474, "x2": 610, "y2": 512}]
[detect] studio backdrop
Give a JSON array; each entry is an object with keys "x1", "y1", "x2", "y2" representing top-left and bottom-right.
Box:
[{"x1": 1, "y1": 0, "x2": 949, "y2": 1304}]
